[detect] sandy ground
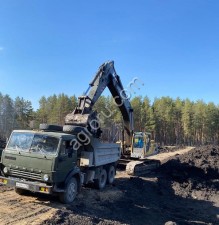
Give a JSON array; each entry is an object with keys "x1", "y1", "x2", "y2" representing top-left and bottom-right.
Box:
[
  {"x1": 0, "y1": 146, "x2": 218, "y2": 225},
  {"x1": 0, "y1": 186, "x2": 60, "y2": 225}
]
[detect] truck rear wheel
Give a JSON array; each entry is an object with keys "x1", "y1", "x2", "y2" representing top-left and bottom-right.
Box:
[
  {"x1": 95, "y1": 168, "x2": 107, "y2": 190},
  {"x1": 107, "y1": 165, "x2": 116, "y2": 184},
  {"x1": 59, "y1": 177, "x2": 78, "y2": 204}
]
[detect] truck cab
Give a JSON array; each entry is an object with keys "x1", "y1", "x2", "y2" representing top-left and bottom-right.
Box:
[{"x1": 0, "y1": 128, "x2": 120, "y2": 203}]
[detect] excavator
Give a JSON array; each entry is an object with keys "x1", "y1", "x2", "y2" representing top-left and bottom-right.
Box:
[{"x1": 63, "y1": 61, "x2": 160, "y2": 176}]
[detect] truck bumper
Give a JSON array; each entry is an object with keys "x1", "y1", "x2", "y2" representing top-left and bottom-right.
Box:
[{"x1": 0, "y1": 176, "x2": 53, "y2": 194}]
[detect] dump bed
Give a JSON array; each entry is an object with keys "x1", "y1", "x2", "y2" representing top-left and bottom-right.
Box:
[{"x1": 80, "y1": 138, "x2": 121, "y2": 167}]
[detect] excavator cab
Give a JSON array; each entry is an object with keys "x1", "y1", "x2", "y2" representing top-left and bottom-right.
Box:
[{"x1": 131, "y1": 132, "x2": 158, "y2": 159}]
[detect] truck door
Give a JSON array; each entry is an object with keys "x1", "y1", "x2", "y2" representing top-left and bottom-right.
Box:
[{"x1": 56, "y1": 139, "x2": 77, "y2": 181}]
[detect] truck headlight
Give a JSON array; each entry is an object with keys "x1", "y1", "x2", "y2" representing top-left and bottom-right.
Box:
[
  {"x1": 43, "y1": 174, "x2": 49, "y2": 182},
  {"x1": 3, "y1": 167, "x2": 8, "y2": 174}
]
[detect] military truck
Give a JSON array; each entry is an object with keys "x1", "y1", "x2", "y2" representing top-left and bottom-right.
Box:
[
  {"x1": 0, "y1": 60, "x2": 159, "y2": 203},
  {"x1": 0, "y1": 125, "x2": 120, "y2": 203}
]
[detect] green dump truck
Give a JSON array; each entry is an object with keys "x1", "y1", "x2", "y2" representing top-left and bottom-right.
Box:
[{"x1": 0, "y1": 127, "x2": 120, "y2": 203}]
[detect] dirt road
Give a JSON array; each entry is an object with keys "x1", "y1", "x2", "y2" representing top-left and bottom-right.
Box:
[
  {"x1": 0, "y1": 186, "x2": 59, "y2": 225},
  {"x1": 0, "y1": 146, "x2": 218, "y2": 225}
]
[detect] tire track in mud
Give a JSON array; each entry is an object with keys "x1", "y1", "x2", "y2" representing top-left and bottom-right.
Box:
[{"x1": 0, "y1": 190, "x2": 59, "y2": 225}]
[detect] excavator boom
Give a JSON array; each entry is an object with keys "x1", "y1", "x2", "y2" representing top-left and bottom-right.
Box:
[{"x1": 65, "y1": 61, "x2": 134, "y2": 146}]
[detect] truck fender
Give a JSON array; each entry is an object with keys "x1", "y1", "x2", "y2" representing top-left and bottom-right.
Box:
[{"x1": 64, "y1": 166, "x2": 82, "y2": 191}]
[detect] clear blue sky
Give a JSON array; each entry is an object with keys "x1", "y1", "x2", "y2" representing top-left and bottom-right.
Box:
[{"x1": 0, "y1": 0, "x2": 219, "y2": 109}]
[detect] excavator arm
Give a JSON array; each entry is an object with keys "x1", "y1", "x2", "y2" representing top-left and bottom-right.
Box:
[
  {"x1": 64, "y1": 61, "x2": 160, "y2": 175},
  {"x1": 65, "y1": 61, "x2": 134, "y2": 146}
]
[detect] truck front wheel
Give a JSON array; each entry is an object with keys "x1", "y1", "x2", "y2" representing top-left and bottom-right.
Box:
[
  {"x1": 95, "y1": 168, "x2": 107, "y2": 190},
  {"x1": 59, "y1": 177, "x2": 78, "y2": 204}
]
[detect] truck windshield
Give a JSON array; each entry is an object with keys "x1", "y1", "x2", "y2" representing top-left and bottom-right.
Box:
[{"x1": 7, "y1": 132, "x2": 59, "y2": 155}]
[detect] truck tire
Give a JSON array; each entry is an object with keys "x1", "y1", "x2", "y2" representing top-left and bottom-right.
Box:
[
  {"x1": 95, "y1": 168, "x2": 107, "y2": 190},
  {"x1": 63, "y1": 125, "x2": 85, "y2": 134},
  {"x1": 59, "y1": 177, "x2": 78, "y2": 204},
  {"x1": 107, "y1": 165, "x2": 116, "y2": 184},
  {"x1": 39, "y1": 124, "x2": 63, "y2": 131},
  {"x1": 15, "y1": 187, "x2": 27, "y2": 195}
]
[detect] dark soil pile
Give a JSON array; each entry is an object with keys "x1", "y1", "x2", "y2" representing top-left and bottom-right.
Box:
[{"x1": 159, "y1": 145, "x2": 219, "y2": 199}]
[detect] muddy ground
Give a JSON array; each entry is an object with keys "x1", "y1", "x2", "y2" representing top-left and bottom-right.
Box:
[{"x1": 0, "y1": 146, "x2": 218, "y2": 225}]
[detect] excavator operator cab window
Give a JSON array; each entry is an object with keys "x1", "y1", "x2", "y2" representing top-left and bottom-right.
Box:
[{"x1": 134, "y1": 136, "x2": 144, "y2": 148}]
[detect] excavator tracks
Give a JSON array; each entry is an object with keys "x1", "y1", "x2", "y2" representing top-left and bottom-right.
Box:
[
  {"x1": 118, "y1": 159, "x2": 161, "y2": 176},
  {"x1": 126, "y1": 159, "x2": 161, "y2": 176},
  {"x1": 119, "y1": 147, "x2": 195, "y2": 176}
]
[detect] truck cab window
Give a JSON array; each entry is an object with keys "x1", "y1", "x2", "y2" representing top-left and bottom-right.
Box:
[{"x1": 60, "y1": 140, "x2": 73, "y2": 157}]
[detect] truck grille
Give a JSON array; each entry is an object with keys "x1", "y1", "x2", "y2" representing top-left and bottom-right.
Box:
[{"x1": 10, "y1": 169, "x2": 42, "y2": 181}]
